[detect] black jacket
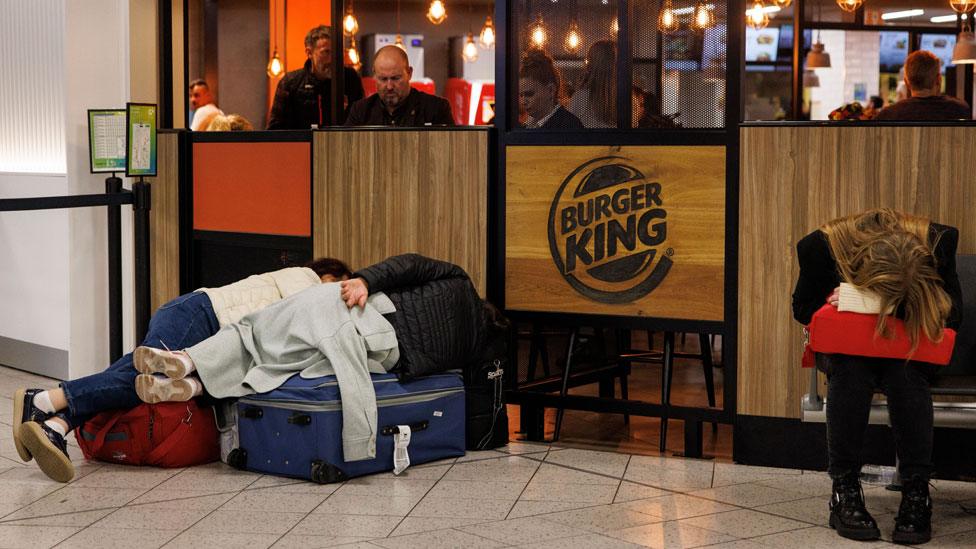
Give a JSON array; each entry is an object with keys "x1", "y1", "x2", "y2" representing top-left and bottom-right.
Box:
[
  {"x1": 267, "y1": 61, "x2": 365, "y2": 129},
  {"x1": 537, "y1": 106, "x2": 584, "y2": 130},
  {"x1": 791, "y1": 224, "x2": 962, "y2": 329},
  {"x1": 345, "y1": 88, "x2": 455, "y2": 127},
  {"x1": 355, "y1": 254, "x2": 485, "y2": 378}
]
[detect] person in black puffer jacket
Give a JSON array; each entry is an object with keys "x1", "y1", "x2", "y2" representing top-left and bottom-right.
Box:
[{"x1": 343, "y1": 254, "x2": 510, "y2": 450}]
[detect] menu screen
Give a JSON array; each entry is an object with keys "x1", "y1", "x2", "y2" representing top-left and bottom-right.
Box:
[
  {"x1": 745, "y1": 27, "x2": 780, "y2": 63},
  {"x1": 920, "y1": 34, "x2": 956, "y2": 71},
  {"x1": 879, "y1": 31, "x2": 909, "y2": 72}
]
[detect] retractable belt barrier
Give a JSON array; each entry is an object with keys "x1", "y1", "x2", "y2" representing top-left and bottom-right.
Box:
[{"x1": 0, "y1": 179, "x2": 153, "y2": 363}]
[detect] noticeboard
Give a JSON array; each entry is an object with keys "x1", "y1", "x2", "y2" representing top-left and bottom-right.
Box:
[
  {"x1": 505, "y1": 145, "x2": 726, "y2": 321},
  {"x1": 125, "y1": 103, "x2": 157, "y2": 177},
  {"x1": 87, "y1": 109, "x2": 127, "y2": 174}
]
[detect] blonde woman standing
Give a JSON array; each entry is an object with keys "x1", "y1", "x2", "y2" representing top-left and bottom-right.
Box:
[{"x1": 792, "y1": 209, "x2": 962, "y2": 545}]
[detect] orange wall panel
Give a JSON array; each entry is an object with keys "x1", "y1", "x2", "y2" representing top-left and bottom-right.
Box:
[
  {"x1": 193, "y1": 142, "x2": 311, "y2": 236},
  {"x1": 267, "y1": 0, "x2": 331, "y2": 121}
]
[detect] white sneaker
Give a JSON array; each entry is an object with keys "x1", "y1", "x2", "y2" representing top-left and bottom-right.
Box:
[
  {"x1": 135, "y1": 374, "x2": 200, "y2": 404},
  {"x1": 134, "y1": 346, "x2": 194, "y2": 379}
]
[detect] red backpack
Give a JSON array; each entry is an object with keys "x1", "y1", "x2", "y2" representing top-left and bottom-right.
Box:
[{"x1": 76, "y1": 400, "x2": 220, "y2": 467}]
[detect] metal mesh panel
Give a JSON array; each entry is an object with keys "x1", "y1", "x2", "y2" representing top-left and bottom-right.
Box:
[
  {"x1": 636, "y1": 0, "x2": 728, "y2": 128},
  {"x1": 516, "y1": 0, "x2": 620, "y2": 129}
]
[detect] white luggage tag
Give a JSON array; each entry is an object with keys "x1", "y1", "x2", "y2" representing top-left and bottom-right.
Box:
[{"x1": 393, "y1": 425, "x2": 411, "y2": 475}]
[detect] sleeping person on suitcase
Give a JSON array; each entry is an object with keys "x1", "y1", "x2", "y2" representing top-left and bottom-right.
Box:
[
  {"x1": 11, "y1": 258, "x2": 354, "y2": 482},
  {"x1": 139, "y1": 254, "x2": 503, "y2": 469}
]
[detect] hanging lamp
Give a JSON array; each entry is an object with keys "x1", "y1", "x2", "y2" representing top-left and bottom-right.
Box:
[
  {"x1": 950, "y1": 0, "x2": 976, "y2": 12},
  {"x1": 836, "y1": 0, "x2": 863, "y2": 13},
  {"x1": 267, "y1": 0, "x2": 284, "y2": 77},
  {"x1": 463, "y1": 33, "x2": 479, "y2": 62},
  {"x1": 802, "y1": 69, "x2": 820, "y2": 87},
  {"x1": 347, "y1": 37, "x2": 361, "y2": 69},
  {"x1": 693, "y1": 0, "x2": 716, "y2": 30},
  {"x1": 953, "y1": 12, "x2": 976, "y2": 64},
  {"x1": 427, "y1": 0, "x2": 448, "y2": 24},
  {"x1": 806, "y1": 0, "x2": 831, "y2": 68},
  {"x1": 746, "y1": 1, "x2": 770, "y2": 30},
  {"x1": 529, "y1": 14, "x2": 547, "y2": 48},
  {"x1": 479, "y1": 15, "x2": 496, "y2": 49},
  {"x1": 394, "y1": 0, "x2": 406, "y2": 50},
  {"x1": 342, "y1": 0, "x2": 359, "y2": 36},
  {"x1": 565, "y1": 20, "x2": 582, "y2": 53},
  {"x1": 773, "y1": 0, "x2": 792, "y2": 7},
  {"x1": 658, "y1": 0, "x2": 680, "y2": 33}
]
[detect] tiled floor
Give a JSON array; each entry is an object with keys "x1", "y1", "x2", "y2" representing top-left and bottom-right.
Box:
[{"x1": 3, "y1": 365, "x2": 976, "y2": 548}]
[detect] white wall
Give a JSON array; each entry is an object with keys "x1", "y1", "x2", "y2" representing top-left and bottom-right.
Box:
[
  {"x1": 0, "y1": 0, "x2": 136, "y2": 380},
  {"x1": 809, "y1": 30, "x2": 881, "y2": 120}
]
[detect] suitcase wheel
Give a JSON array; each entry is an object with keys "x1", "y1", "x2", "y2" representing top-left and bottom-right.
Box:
[
  {"x1": 310, "y1": 460, "x2": 348, "y2": 484},
  {"x1": 228, "y1": 448, "x2": 247, "y2": 470}
]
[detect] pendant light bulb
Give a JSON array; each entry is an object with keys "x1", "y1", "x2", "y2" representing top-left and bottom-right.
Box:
[
  {"x1": 746, "y1": 1, "x2": 770, "y2": 30},
  {"x1": 395, "y1": 34, "x2": 405, "y2": 49},
  {"x1": 266, "y1": 51, "x2": 284, "y2": 77},
  {"x1": 774, "y1": 0, "x2": 792, "y2": 7},
  {"x1": 950, "y1": 0, "x2": 976, "y2": 13},
  {"x1": 343, "y1": 8, "x2": 359, "y2": 36},
  {"x1": 658, "y1": 0, "x2": 680, "y2": 34},
  {"x1": 530, "y1": 16, "x2": 547, "y2": 48},
  {"x1": 835, "y1": 0, "x2": 862, "y2": 13},
  {"x1": 347, "y1": 40, "x2": 361, "y2": 69},
  {"x1": 611, "y1": 17, "x2": 619, "y2": 35},
  {"x1": 693, "y1": 1, "x2": 715, "y2": 30},
  {"x1": 479, "y1": 16, "x2": 495, "y2": 49},
  {"x1": 427, "y1": 0, "x2": 447, "y2": 24},
  {"x1": 565, "y1": 21, "x2": 582, "y2": 53},
  {"x1": 462, "y1": 33, "x2": 479, "y2": 62}
]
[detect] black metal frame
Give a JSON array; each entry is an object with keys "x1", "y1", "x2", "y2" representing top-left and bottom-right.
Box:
[
  {"x1": 0, "y1": 186, "x2": 153, "y2": 363},
  {"x1": 496, "y1": 0, "x2": 743, "y2": 455}
]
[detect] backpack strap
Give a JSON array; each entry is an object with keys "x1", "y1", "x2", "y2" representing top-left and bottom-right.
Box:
[{"x1": 145, "y1": 404, "x2": 194, "y2": 464}]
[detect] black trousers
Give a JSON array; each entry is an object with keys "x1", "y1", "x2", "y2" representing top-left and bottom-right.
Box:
[{"x1": 817, "y1": 353, "x2": 936, "y2": 480}]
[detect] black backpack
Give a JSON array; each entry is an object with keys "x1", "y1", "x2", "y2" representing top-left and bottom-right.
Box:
[{"x1": 464, "y1": 305, "x2": 510, "y2": 450}]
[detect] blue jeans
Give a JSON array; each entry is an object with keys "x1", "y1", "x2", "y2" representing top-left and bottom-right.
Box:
[{"x1": 60, "y1": 291, "x2": 219, "y2": 429}]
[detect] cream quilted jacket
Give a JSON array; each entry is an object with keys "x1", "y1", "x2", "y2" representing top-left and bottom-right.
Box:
[{"x1": 201, "y1": 267, "x2": 321, "y2": 326}]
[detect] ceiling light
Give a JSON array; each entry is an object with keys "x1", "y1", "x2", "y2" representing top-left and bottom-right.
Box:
[
  {"x1": 342, "y1": 2, "x2": 359, "y2": 36},
  {"x1": 427, "y1": 0, "x2": 447, "y2": 24},
  {"x1": 746, "y1": 1, "x2": 771, "y2": 30},
  {"x1": 347, "y1": 40, "x2": 361, "y2": 70},
  {"x1": 530, "y1": 15, "x2": 547, "y2": 48},
  {"x1": 806, "y1": 41, "x2": 831, "y2": 68},
  {"x1": 565, "y1": 21, "x2": 582, "y2": 53},
  {"x1": 836, "y1": 0, "x2": 862, "y2": 13},
  {"x1": 693, "y1": 1, "x2": 716, "y2": 29},
  {"x1": 952, "y1": 31, "x2": 976, "y2": 63},
  {"x1": 773, "y1": 0, "x2": 792, "y2": 7},
  {"x1": 882, "y1": 9, "x2": 925, "y2": 20},
  {"x1": 659, "y1": 0, "x2": 680, "y2": 33},
  {"x1": 266, "y1": 51, "x2": 284, "y2": 78},
  {"x1": 479, "y1": 16, "x2": 495, "y2": 49},
  {"x1": 950, "y1": 0, "x2": 976, "y2": 13},
  {"x1": 462, "y1": 33, "x2": 479, "y2": 62},
  {"x1": 802, "y1": 70, "x2": 820, "y2": 87},
  {"x1": 931, "y1": 14, "x2": 961, "y2": 23}
]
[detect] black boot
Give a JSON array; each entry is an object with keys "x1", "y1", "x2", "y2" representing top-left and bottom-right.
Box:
[
  {"x1": 828, "y1": 472, "x2": 881, "y2": 541},
  {"x1": 892, "y1": 475, "x2": 932, "y2": 545},
  {"x1": 12, "y1": 388, "x2": 52, "y2": 462}
]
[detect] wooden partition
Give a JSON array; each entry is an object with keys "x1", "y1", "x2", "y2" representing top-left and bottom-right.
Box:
[
  {"x1": 738, "y1": 124, "x2": 976, "y2": 420},
  {"x1": 150, "y1": 131, "x2": 181, "y2": 311},
  {"x1": 313, "y1": 129, "x2": 489, "y2": 296}
]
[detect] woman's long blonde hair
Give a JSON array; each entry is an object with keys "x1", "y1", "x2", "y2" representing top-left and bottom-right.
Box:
[{"x1": 821, "y1": 208, "x2": 952, "y2": 352}]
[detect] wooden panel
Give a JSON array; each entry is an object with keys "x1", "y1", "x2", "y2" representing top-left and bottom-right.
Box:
[
  {"x1": 738, "y1": 126, "x2": 976, "y2": 419},
  {"x1": 506, "y1": 146, "x2": 725, "y2": 320},
  {"x1": 150, "y1": 132, "x2": 181, "y2": 311},
  {"x1": 312, "y1": 130, "x2": 489, "y2": 296},
  {"x1": 192, "y1": 141, "x2": 311, "y2": 236}
]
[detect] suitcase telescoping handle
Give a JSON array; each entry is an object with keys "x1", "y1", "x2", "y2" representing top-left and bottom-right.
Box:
[{"x1": 381, "y1": 420, "x2": 428, "y2": 436}]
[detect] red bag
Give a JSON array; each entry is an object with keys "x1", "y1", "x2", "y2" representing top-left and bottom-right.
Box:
[
  {"x1": 807, "y1": 304, "x2": 957, "y2": 366},
  {"x1": 75, "y1": 400, "x2": 220, "y2": 467}
]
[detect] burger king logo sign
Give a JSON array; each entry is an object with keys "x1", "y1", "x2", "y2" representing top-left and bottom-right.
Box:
[{"x1": 547, "y1": 155, "x2": 673, "y2": 304}]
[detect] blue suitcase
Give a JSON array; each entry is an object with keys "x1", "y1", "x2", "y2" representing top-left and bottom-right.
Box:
[{"x1": 228, "y1": 372, "x2": 466, "y2": 483}]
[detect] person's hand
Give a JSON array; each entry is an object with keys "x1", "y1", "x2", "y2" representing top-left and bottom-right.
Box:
[
  {"x1": 828, "y1": 286, "x2": 840, "y2": 308},
  {"x1": 340, "y1": 278, "x2": 369, "y2": 308}
]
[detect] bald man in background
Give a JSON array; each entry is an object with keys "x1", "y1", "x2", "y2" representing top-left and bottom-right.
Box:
[{"x1": 345, "y1": 45, "x2": 455, "y2": 126}]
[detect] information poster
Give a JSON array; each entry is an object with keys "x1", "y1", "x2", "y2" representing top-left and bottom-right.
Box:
[
  {"x1": 88, "y1": 109, "x2": 126, "y2": 173},
  {"x1": 125, "y1": 103, "x2": 157, "y2": 177}
]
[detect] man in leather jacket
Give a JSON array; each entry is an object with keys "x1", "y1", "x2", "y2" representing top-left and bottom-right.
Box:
[{"x1": 267, "y1": 25, "x2": 364, "y2": 129}]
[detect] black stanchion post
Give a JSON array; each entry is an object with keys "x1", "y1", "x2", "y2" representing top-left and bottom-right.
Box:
[
  {"x1": 106, "y1": 175, "x2": 123, "y2": 362},
  {"x1": 132, "y1": 178, "x2": 152, "y2": 342}
]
